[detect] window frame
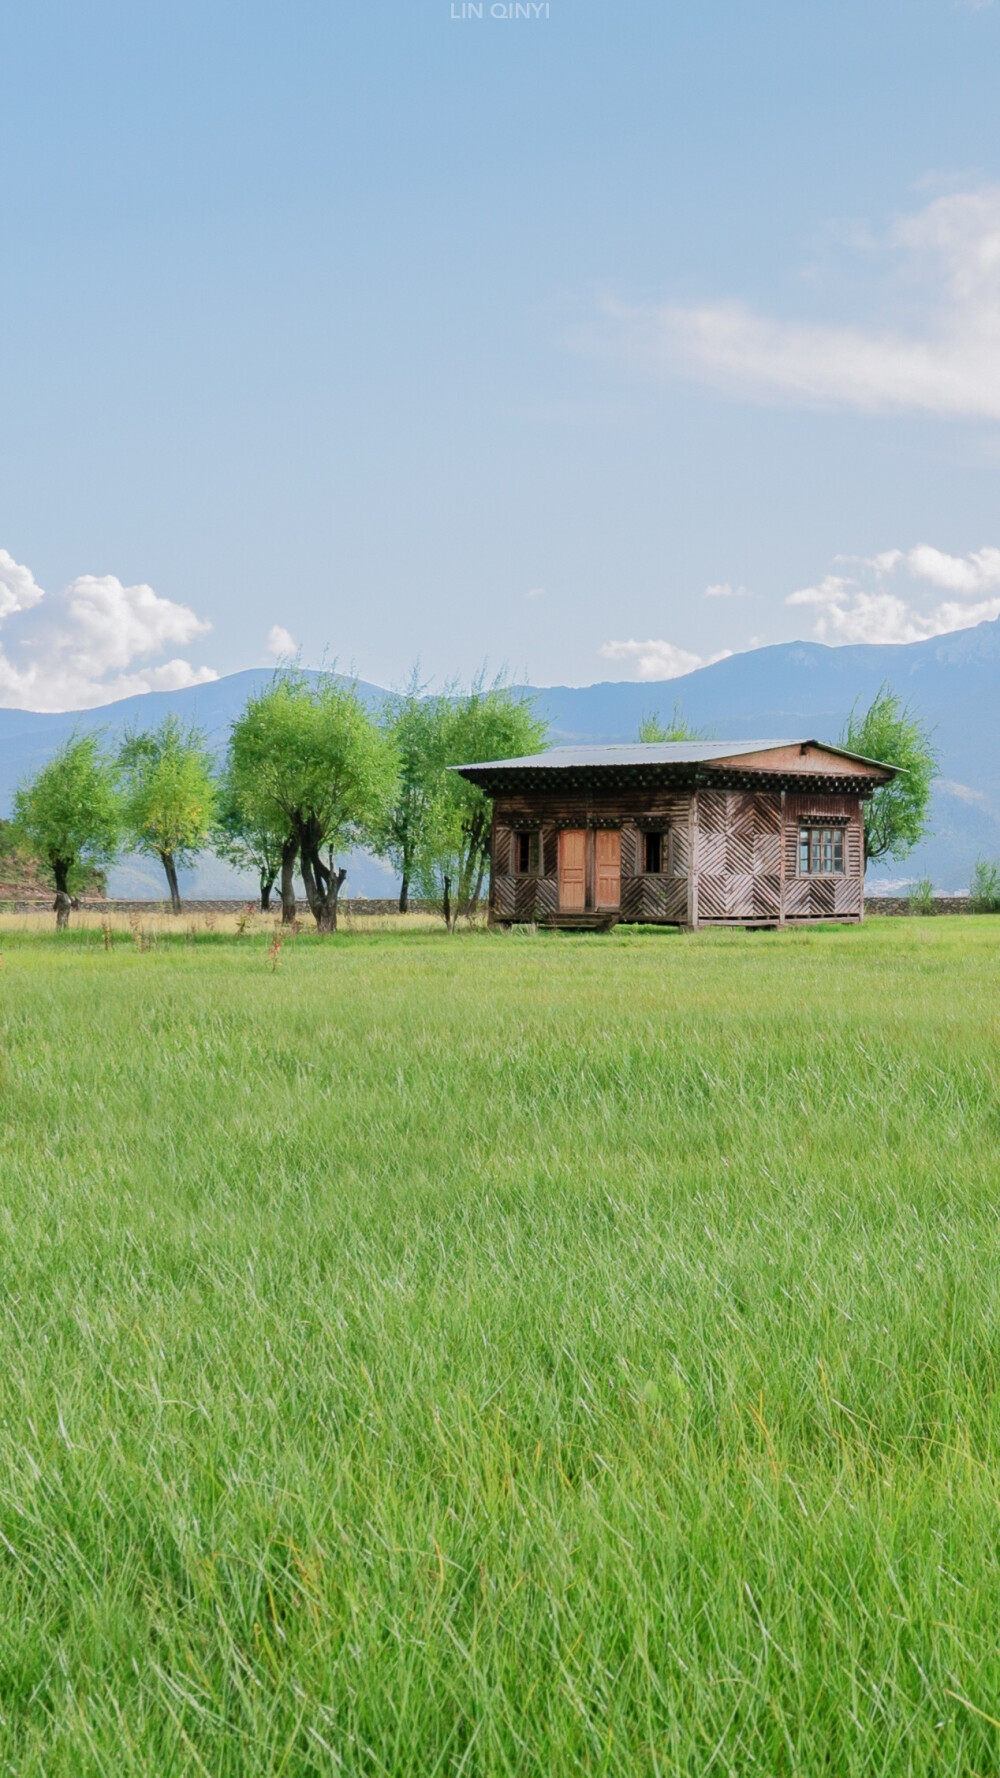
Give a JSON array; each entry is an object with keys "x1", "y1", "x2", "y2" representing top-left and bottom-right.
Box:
[
  {"x1": 642, "y1": 828, "x2": 668, "y2": 876},
  {"x1": 513, "y1": 830, "x2": 541, "y2": 877},
  {"x1": 797, "y1": 823, "x2": 846, "y2": 877}
]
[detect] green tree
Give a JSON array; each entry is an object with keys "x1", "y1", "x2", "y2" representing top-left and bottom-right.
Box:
[
  {"x1": 227, "y1": 673, "x2": 396, "y2": 931},
  {"x1": 636, "y1": 701, "x2": 705, "y2": 743},
  {"x1": 418, "y1": 680, "x2": 547, "y2": 932},
  {"x1": 840, "y1": 686, "x2": 937, "y2": 864},
  {"x1": 372, "y1": 674, "x2": 452, "y2": 913},
  {"x1": 970, "y1": 859, "x2": 1000, "y2": 913},
  {"x1": 212, "y1": 768, "x2": 293, "y2": 914},
  {"x1": 118, "y1": 716, "x2": 218, "y2": 914},
  {"x1": 11, "y1": 735, "x2": 121, "y2": 927}
]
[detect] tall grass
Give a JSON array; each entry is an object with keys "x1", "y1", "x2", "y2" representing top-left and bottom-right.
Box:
[{"x1": 0, "y1": 918, "x2": 999, "y2": 1773}]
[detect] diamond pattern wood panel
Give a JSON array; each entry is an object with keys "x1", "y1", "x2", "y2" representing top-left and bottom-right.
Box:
[
  {"x1": 833, "y1": 877, "x2": 862, "y2": 915},
  {"x1": 783, "y1": 876, "x2": 837, "y2": 919},
  {"x1": 619, "y1": 875, "x2": 644, "y2": 921},
  {"x1": 698, "y1": 874, "x2": 729, "y2": 919},
  {"x1": 515, "y1": 878, "x2": 539, "y2": 921},
  {"x1": 754, "y1": 875, "x2": 781, "y2": 918},
  {"x1": 534, "y1": 877, "x2": 558, "y2": 920},
  {"x1": 492, "y1": 876, "x2": 516, "y2": 920},
  {"x1": 695, "y1": 792, "x2": 783, "y2": 921},
  {"x1": 783, "y1": 877, "x2": 812, "y2": 918}
]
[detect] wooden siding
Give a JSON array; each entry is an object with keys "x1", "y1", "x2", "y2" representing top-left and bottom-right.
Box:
[
  {"x1": 713, "y1": 742, "x2": 875, "y2": 778},
  {"x1": 489, "y1": 786, "x2": 866, "y2": 927},
  {"x1": 781, "y1": 793, "x2": 865, "y2": 921}
]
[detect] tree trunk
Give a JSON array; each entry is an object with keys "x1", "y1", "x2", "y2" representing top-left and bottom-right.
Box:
[
  {"x1": 304, "y1": 845, "x2": 347, "y2": 932},
  {"x1": 466, "y1": 858, "x2": 487, "y2": 925},
  {"x1": 442, "y1": 874, "x2": 453, "y2": 933},
  {"x1": 280, "y1": 838, "x2": 298, "y2": 924},
  {"x1": 159, "y1": 851, "x2": 182, "y2": 914},
  {"x1": 260, "y1": 870, "x2": 275, "y2": 912},
  {"x1": 299, "y1": 844, "x2": 320, "y2": 918},
  {"x1": 398, "y1": 871, "x2": 409, "y2": 915},
  {"x1": 53, "y1": 857, "x2": 72, "y2": 928}
]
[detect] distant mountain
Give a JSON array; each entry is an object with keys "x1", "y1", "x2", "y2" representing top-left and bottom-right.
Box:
[
  {"x1": 0, "y1": 671, "x2": 396, "y2": 899},
  {"x1": 528, "y1": 619, "x2": 1000, "y2": 891},
  {"x1": 2, "y1": 622, "x2": 998, "y2": 895}
]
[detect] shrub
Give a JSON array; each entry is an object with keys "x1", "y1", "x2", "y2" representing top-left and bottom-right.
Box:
[
  {"x1": 907, "y1": 878, "x2": 935, "y2": 915},
  {"x1": 969, "y1": 858, "x2": 1000, "y2": 913}
]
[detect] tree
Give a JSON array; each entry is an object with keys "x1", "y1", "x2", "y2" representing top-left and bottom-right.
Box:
[
  {"x1": 118, "y1": 717, "x2": 218, "y2": 913},
  {"x1": 12, "y1": 735, "x2": 121, "y2": 927},
  {"x1": 212, "y1": 769, "x2": 292, "y2": 913},
  {"x1": 969, "y1": 859, "x2": 1000, "y2": 913},
  {"x1": 418, "y1": 680, "x2": 547, "y2": 932},
  {"x1": 371, "y1": 674, "x2": 452, "y2": 913},
  {"x1": 840, "y1": 686, "x2": 937, "y2": 864},
  {"x1": 227, "y1": 673, "x2": 397, "y2": 932},
  {"x1": 636, "y1": 701, "x2": 705, "y2": 743}
]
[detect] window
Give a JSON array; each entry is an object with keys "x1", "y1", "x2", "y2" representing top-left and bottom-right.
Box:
[
  {"x1": 643, "y1": 830, "x2": 665, "y2": 874},
  {"x1": 514, "y1": 831, "x2": 540, "y2": 875},
  {"x1": 798, "y1": 826, "x2": 844, "y2": 875}
]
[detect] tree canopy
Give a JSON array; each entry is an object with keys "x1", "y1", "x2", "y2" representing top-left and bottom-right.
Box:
[
  {"x1": 371, "y1": 677, "x2": 453, "y2": 912},
  {"x1": 227, "y1": 674, "x2": 396, "y2": 930},
  {"x1": 118, "y1": 717, "x2": 217, "y2": 913},
  {"x1": 12, "y1": 735, "x2": 121, "y2": 925},
  {"x1": 840, "y1": 686, "x2": 937, "y2": 864},
  {"x1": 418, "y1": 681, "x2": 547, "y2": 930},
  {"x1": 212, "y1": 759, "x2": 294, "y2": 915},
  {"x1": 636, "y1": 702, "x2": 705, "y2": 743}
]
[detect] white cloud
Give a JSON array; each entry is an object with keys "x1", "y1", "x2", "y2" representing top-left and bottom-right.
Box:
[
  {"x1": 940, "y1": 780, "x2": 987, "y2": 805},
  {"x1": 606, "y1": 187, "x2": 1000, "y2": 419},
  {"x1": 787, "y1": 542, "x2": 1000, "y2": 644},
  {"x1": 0, "y1": 549, "x2": 217, "y2": 711},
  {"x1": 598, "y1": 637, "x2": 732, "y2": 681},
  {"x1": 901, "y1": 543, "x2": 1000, "y2": 592},
  {"x1": 525, "y1": 586, "x2": 545, "y2": 600},
  {"x1": 266, "y1": 624, "x2": 297, "y2": 658},
  {"x1": 0, "y1": 549, "x2": 45, "y2": 622},
  {"x1": 703, "y1": 582, "x2": 748, "y2": 598}
]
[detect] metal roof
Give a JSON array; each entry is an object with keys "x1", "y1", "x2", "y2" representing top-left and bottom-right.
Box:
[{"x1": 454, "y1": 739, "x2": 897, "y2": 773}]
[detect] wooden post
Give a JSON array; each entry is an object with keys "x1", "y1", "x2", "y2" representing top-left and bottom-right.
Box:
[
  {"x1": 778, "y1": 788, "x2": 787, "y2": 928},
  {"x1": 688, "y1": 794, "x2": 699, "y2": 930},
  {"x1": 858, "y1": 796, "x2": 865, "y2": 921}
]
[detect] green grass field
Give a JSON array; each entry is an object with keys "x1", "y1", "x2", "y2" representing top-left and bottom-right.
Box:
[{"x1": 1, "y1": 917, "x2": 999, "y2": 1775}]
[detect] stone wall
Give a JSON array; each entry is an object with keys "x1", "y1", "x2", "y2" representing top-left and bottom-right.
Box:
[
  {"x1": 0, "y1": 896, "x2": 436, "y2": 916},
  {"x1": 3, "y1": 893, "x2": 987, "y2": 919},
  {"x1": 866, "y1": 896, "x2": 974, "y2": 916}
]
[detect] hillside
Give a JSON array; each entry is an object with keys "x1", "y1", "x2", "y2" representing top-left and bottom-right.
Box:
[
  {"x1": 0, "y1": 821, "x2": 106, "y2": 902},
  {"x1": 1, "y1": 621, "x2": 998, "y2": 892}
]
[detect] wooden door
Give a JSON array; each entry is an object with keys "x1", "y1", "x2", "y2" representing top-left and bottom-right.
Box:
[
  {"x1": 595, "y1": 828, "x2": 621, "y2": 909},
  {"x1": 558, "y1": 829, "x2": 587, "y2": 911}
]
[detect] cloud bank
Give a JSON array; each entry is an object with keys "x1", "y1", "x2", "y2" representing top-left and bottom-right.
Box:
[
  {"x1": 598, "y1": 637, "x2": 733, "y2": 681},
  {"x1": 787, "y1": 544, "x2": 1000, "y2": 644},
  {"x1": 608, "y1": 187, "x2": 1000, "y2": 419},
  {"x1": 0, "y1": 548, "x2": 217, "y2": 712}
]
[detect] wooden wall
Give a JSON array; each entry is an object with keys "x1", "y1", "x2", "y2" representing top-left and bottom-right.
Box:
[{"x1": 490, "y1": 786, "x2": 866, "y2": 927}]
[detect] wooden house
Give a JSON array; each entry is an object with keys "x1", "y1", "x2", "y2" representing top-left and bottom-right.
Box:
[{"x1": 455, "y1": 740, "x2": 897, "y2": 929}]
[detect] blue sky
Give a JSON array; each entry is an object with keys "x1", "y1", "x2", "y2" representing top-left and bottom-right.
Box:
[{"x1": 2, "y1": 0, "x2": 1000, "y2": 708}]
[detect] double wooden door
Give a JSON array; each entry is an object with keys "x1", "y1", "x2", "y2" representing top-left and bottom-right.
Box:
[{"x1": 558, "y1": 829, "x2": 620, "y2": 912}]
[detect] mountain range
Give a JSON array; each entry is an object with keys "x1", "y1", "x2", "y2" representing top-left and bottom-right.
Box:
[{"x1": 2, "y1": 618, "x2": 998, "y2": 896}]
